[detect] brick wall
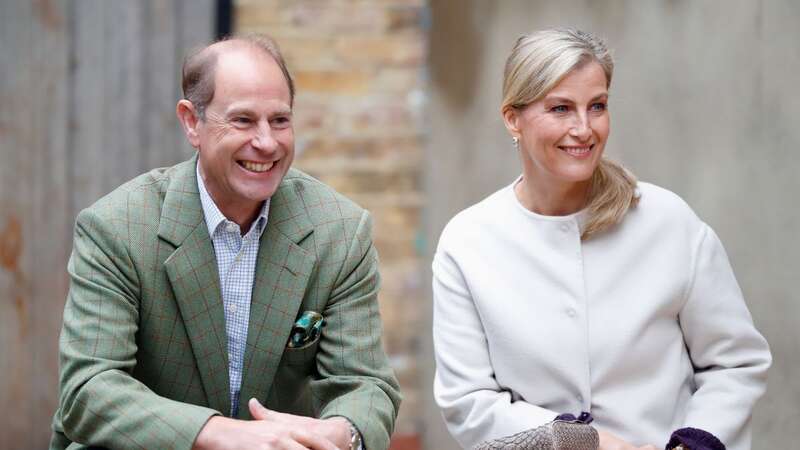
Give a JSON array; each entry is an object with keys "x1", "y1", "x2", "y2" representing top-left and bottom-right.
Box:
[{"x1": 234, "y1": 1, "x2": 427, "y2": 448}]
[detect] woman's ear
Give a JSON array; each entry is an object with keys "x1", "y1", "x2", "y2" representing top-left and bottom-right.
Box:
[
  {"x1": 176, "y1": 100, "x2": 201, "y2": 148},
  {"x1": 501, "y1": 105, "x2": 521, "y2": 139}
]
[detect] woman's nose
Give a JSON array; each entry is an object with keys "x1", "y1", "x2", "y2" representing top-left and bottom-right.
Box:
[{"x1": 569, "y1": 114, "x2": 592, "y2": 140}]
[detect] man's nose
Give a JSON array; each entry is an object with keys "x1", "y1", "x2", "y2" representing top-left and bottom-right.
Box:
[{"x1": 251, "y1": 121, "x2": 278, "y2": 151}]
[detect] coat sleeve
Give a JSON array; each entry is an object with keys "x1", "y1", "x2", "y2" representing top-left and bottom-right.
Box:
[
  {"x1": 52, "y1": 208, "x2": 219, "y2": 450},
  {"x1": 432, "y1": 243, "x2": 559, "y2": 449},
  {"x1": 313, "y1": 210, "x2": 402, "y2": 450},
  {"x1": 677, "y1": 224, "x2": 771, "y2": 450}
]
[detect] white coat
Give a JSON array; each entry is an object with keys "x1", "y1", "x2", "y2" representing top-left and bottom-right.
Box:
[{"x1": 432, "y1": 180, "x2": 771, "y2": 450}]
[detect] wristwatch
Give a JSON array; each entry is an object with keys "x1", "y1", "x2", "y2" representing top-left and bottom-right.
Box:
[{"x1": 348, "y1": 421, "x2": 363, "y2": 450}]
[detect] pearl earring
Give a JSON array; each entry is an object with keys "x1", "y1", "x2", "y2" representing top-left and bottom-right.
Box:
[{"x1": 512, "y1": 137, "x2": 519, "y2": 149}]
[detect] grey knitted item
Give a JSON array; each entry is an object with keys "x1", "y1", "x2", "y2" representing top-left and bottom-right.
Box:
[{"x1": 473, "y1": 420, "x2": 599, "y2": 450}]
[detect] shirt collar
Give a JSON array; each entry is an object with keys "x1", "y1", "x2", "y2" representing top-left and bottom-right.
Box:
[{"x1": 196, "y1": 160, "x2": 270, "y2": 238}]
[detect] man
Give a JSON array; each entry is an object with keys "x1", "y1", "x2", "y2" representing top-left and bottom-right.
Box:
[{"x1": 50, "y1": 35, "x2": 401, "y2": 450}]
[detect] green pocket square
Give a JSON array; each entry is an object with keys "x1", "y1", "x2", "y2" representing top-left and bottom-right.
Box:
[{"x1": 287, "y1": 311, "x2": 324, "y2": 349}]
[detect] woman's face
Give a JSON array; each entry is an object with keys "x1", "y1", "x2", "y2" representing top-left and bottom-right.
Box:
[{"x1": 504, "y1": 61, "x2": 610, "y2": 188}]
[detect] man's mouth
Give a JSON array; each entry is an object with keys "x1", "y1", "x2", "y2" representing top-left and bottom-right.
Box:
[
  {"x1": 238, "y1": 160, "x2": 275, "y2": 173},
  {"x1": 559, "y1": 145, "x2": 594, "y2": 157}
]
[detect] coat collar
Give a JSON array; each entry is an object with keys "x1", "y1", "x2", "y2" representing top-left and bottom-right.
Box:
[{"x1": 160, "y1": 154, "x2": 315, "y2": 415}]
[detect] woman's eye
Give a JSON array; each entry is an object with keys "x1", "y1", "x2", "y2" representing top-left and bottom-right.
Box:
[
  {"x1": 590, "y1": 102, "x2": 607, "y2": 112},
  {"x1": 550, "y1": 105, "x2": 569, "y2": 113}
]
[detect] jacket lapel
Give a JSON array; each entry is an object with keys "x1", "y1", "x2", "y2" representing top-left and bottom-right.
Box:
[
  {"x1": 237, "y1": 173, "x2": 315, "y2": 419},
  {"x1": 159, "y1": 155, "x2": 231, "y2": 415}
]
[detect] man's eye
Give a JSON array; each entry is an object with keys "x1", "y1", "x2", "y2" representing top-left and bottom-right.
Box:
[
  {"x1": 233, "y1": 117, "x2": 252, "y2": 124},
  {"x1": 271, "y1": 116, "x2": 291, "y2": 127},
  {"x1": 550, "y1": 105, "x2": 569, "y2": 113},
  {"x1": 590, "y1": 102, "x2": 607, "y2": 112}
]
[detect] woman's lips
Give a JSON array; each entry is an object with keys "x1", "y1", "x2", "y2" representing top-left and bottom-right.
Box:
[{"x1": 559, "y1": 145, "x2": 594, "y2": 158}]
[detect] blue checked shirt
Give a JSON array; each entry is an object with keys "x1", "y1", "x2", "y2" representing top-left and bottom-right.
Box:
[{"x1": 197, "y1": 163, "x2": 269, "y2": 417}]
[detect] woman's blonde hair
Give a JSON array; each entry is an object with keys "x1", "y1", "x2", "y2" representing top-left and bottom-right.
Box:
[{"x1": 501, "y1": 28, "x2": 639, "y2": 240}]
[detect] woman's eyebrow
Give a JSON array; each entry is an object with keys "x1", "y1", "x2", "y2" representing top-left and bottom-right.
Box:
[
  {"x1": 544, "y1": 93, "x2": 608, "y2": 104},
  {"x1": 543, "y1": 96, "x2": 575, "y2": 104}
]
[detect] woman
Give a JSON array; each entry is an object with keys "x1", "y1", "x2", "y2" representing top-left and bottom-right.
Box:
[{"x1": 432, "y1": 28, "x2": 771, "y2": 450}]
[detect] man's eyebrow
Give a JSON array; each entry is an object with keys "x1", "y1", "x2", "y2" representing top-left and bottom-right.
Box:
[
  {"x1": 225, "y1": 106, "x2": 292, "y2": 116},
  {"x1": 225, "y1": 106, "x2": 255, "y2": 116},
  {"x1": 272, "y1": 107, "x2": 293, "y2": 116}
]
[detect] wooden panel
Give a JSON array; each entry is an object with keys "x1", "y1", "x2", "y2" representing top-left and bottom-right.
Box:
[
  {"x1": 70, "y1": 0, "x2": 109, "y2": 211},
  {"x1": 0, "y1": 1, "x2": 214, "y2": 447},
  {"x1": 143, "y1": 0, "x2": 183, "y2": 170},
  {"x1": 0, "y1": 1, "x2": 70, "y2": 448}
]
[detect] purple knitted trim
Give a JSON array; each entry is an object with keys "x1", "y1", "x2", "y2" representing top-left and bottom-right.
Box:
[
  {"x1": 555, "y1": 411, "x2": 594, "y2": 424},
  {"x1": 666, "y1": 427, "x2": 725, "y2": 450}
]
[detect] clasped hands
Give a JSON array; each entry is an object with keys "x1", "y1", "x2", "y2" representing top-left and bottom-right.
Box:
[
  {"x1": 192, "y1": 398, "x2": 351, "y2": 450},
  {"x1": 598, "y1": 430, "x2": 658, "y2": 450}
]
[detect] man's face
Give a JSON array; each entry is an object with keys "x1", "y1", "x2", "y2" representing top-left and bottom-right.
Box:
[{"x1": 193, "y1": 48, "x2": 294, "y2": 220}]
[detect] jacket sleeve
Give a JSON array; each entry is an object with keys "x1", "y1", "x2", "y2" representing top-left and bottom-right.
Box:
[
  {"x1": 432, "y1": 244, "x2": 559, "y2": 449},
  {"x1": 52, "y1": 208, "x2": 218, "y2": 450},
  {"x1": 313, "y1": 210, "x2": 402, "y2": 450},
  {"x1": 677, "y1": 224, "x2": 771, "y2": 450}
]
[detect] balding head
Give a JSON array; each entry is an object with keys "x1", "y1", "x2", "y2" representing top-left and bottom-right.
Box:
[{"x1": 181, "y1": 34, "x2": 295, "y2": 119}]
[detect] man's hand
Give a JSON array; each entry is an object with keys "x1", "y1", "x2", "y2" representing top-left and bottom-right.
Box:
[
  {"x1": 598, "y1": 430, "x2": 657, "y2": 450},
  {"x1": 249, "y1": 398, "x2": 352, "y2": 449},
  {"x1": 191, "y1": 398, "x2": 348, "y2": 450}
]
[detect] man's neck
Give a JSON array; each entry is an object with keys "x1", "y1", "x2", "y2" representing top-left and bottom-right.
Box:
[
  {"x1": 196, "y1": 162, "x2": 266, "y2": 235},
  {"x1": 218, "y1": 201, "x2": 262, "y2": 235}
]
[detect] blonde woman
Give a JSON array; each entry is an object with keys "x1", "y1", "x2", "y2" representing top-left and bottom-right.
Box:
[{"x1": 432, "y1": 28, "x2": 770, "y2": 450}]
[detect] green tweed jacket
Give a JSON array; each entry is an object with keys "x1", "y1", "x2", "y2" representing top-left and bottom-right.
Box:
[{"x1": 50, "y1": 155, "x2": 401, "y2": 450}]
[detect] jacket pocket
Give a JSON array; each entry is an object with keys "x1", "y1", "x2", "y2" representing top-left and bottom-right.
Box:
[{"x1": 282, "y1": 338, "x2": 320, "y2": 366}]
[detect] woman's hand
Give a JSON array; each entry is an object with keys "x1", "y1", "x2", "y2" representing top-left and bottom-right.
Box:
[{"x1": 598, "y1": 430, "x2": 658, "y2": 450}]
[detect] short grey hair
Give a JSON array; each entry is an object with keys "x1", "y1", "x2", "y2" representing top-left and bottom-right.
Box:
[
  {"x1": 501, "y1": 28, "x2": 613, "y2": 111},
  {"x1": 182, "y1": 34, "x2": 295, "y2": 119}
]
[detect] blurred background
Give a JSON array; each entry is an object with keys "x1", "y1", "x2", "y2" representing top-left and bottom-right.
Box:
[{"x1": 1, "y1": 0, "x2": 797, "y2": 449}]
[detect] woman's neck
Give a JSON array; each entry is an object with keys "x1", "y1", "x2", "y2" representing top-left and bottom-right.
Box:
[{"x1": 514, "y1": 175, "x2": 590, "y2": 216}]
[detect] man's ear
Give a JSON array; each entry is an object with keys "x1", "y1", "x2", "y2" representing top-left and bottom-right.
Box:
[
  {"x1": 501, "y1": 105, "x2": 522, "y2": 139},
  {"x1": 176, "y1": 100, "x2": 201, "y2": 148}
]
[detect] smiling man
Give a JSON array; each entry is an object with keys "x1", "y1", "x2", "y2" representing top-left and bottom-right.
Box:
[{"x1": 50, "y1": 35, "x2": 401, "y2": 450}]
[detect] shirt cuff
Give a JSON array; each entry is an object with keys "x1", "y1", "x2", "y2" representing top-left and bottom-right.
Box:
[{"x1": 666, "y1": 427, "x2": 725, "y2": 450}]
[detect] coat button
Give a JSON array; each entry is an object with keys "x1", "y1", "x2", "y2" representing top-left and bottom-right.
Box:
[
  {"x1": 560, "y1": 223, "x2": 570, "y2": 232},
  {"x1": 566, "y1": 308, "x2": 577, "y2": 318}
]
